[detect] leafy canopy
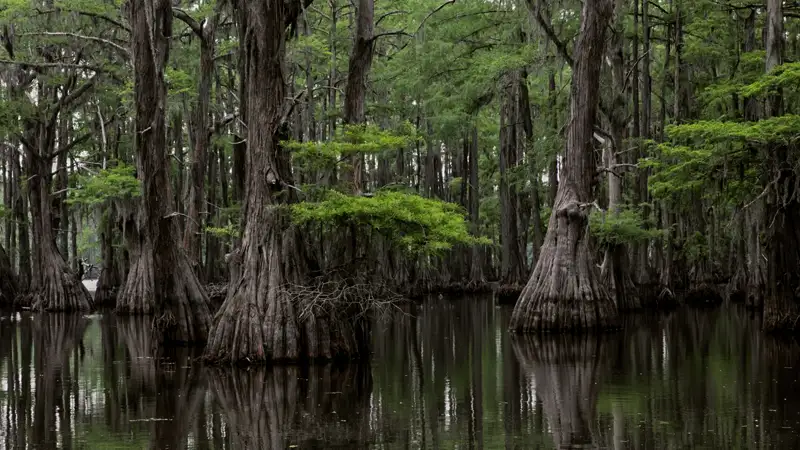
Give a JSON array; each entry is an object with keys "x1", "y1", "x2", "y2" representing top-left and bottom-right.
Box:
[
  {"x1": 590, "y1": 208, "x2": 663, "y2": 247},
  {"x1": 68, "y1": 164, "x2": 140, "y2": 206},
  {"x1": 291, "y1": 190, "x2": 489, "y2": 256}
]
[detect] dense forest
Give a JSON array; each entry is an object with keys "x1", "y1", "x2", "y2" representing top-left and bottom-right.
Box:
[{"x1": 0, "y1": 0, "x2": 799, "y2": 363}]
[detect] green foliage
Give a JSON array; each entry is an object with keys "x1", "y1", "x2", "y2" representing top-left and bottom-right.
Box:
[
  {"x1": 291, "y1": 190, "x2": 489, "y2": 255},
  {"x1": 740, "y1": 62, "x2": 800, "y2": 98},
  {"x1": 286, "y1": 123, "x2": 418, "y2": 172},
  {"x1": 683, "y1": 231, "x2": 709, "y2": 264},
  {"x1": 206, "y1": 223, "x2": 239, "y2": 239},
  {"x1": 666, "y1": 115, "x2": 800, "y2": 146},
  {"x1": 590, "y1": 208, "x2": 662, "y2": 247},
  {"x1": 68, "y1": 164, "x2": 140, "y2": 206}
]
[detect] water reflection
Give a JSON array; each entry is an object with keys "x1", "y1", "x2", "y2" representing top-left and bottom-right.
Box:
[
  {"x1": 511, "y1": 334, "x2": 612, "y2": 448},
  {"x1": 208, "y1": 364, "x2": 371, "y2": 449},
  {"x1": 0, "y1": 300, "x2": 798, "y2": 449}
]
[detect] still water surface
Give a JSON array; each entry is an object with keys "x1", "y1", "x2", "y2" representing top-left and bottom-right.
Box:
[{"x1": 0, "y1": 298, "x2": 798, "y2": 449}]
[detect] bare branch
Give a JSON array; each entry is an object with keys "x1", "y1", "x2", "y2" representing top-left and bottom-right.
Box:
[
  {"x1": 376, "y1": 10, "x2": 408, "y2": 26},
  {"x1": 50, "y1": 115, "x2": 116, "y2": 160},
  {"x1": 41, "y1": 9, "x2": 130, "y2": 33},
  {"x1": 0, "y1": 59, "x2": 108, "y2": 73},
  {"x1": 371, "y1": 30, "x2": 413, "y2": 42},
  {"x1": 172, "y1": 8, "x2": 203, "y2": 37},
  {"x1": 525, "y1": 0, "x2": 574, "y2": 67},
  {"x1": 20, "y1": 32, "x2": 130, "y2": 58}
]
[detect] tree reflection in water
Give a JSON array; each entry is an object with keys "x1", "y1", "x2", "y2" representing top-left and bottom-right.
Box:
[
  {"x1": 0, "y1": 300, "x2": 799, "y2": 448},
  {"x1": 207, "y1": 364, "x2": 372, "y2": 449},
  {"x1": 31, "y1": 314, "x2": 89, "y2": 449},
  {"x1": 511, "y1": 333, "x2": 614, "y2": 449}
]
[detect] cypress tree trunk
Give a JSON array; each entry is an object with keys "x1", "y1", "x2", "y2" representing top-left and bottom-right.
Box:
[
  {"x1": 762, "y1": 0, "x2": 800, "y2": 332},
  {"x1": 518, "y1": 68, "x2": 544, "y2": 262},
  {"x1": 94, "y1": 206, "x2": 121, "y2": 307},
  {"x1": 510, "y1": 0, "x2": 617, "y2": 332},
  {"x1": 342, "y1": 0, "x2": 374, "y2": 194},
  {"x1": 204, "y1": 0, "x2": 367, "y2": 364},
  {"x1": 180, "y1": 8, "x2": 220, "y2": 278},
  {"x1": 468, "y1": 125, "x2": 485, "y2": 286},
  {"x1": 547, "y1": 72, "x2": 559, "y2": 206},
  {"x1": 27, "y1": 148, "x2": 92, "y2": 312},
  {"x1": 499, "y1": 72, "x2": 527, "y2": 286},
  {"x1": 117, "y1": 0, "x2": 212, "y2": 344},
  {"x1": 602, "y1": 0, "x2": 639, "y2": 311},
  {"x1": 0, "y1": 242, "x2": 19, "y2": 308}
]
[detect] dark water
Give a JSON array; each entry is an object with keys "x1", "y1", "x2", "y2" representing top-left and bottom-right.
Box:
[{"x1": 1, "y1": 299, "x2": 799, "y2": 449}]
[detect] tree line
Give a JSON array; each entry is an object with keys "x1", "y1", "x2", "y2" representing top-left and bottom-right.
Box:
[{"x1": 0, "y1": 0, "x2": 798, "y2": 363}]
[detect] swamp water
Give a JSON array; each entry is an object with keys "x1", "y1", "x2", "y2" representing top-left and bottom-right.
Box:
[{"x1": 0, "y1": 297, "x2": 798, "y2": 449}]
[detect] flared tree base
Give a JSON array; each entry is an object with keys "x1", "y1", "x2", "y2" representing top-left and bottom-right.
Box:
[
  {"x1": 31, "y1": 255, "x2": 92, "y2": 312},
  {"x1": 204, "y1": 210, "x2": 368, "y2": 365},
  {"x1": 93, "y1": 267, "x2": 120, "y2": 308},
  {"x1": 116, "y1": 244, "x2": 211, "y2": 344},
  {"x1": 115, "y1": 252, "x2": 155, "y2": 315},
  {"x1": 602, "y1": 245, "x2": 641, "y2": 311},
  {"x1": 510, "y1": 198, "x2": 618, "y2": 332},
  {"x1": 685, "y1": 283, "x2": 724, "y2": 306}
]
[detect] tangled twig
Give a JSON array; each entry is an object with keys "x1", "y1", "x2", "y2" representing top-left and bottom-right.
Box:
[{"x1": 286, "y1": 275, "x2": 408, "y2": 323}]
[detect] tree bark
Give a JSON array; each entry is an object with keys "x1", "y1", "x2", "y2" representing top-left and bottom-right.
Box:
[
  {"x1": 602, "y1": 0, "x2": 640, "y2": 311},
  {"x1": 510, "y1": 0, "x2": 617, "y2": 332},
  {"x1": 182, "y1": 9, "x2": 219, "y2": 279},
  {"x1": 11, "y1": 155, "x2": 30, "y2": 292},
  {"x1": 94, "y1": 206, "x2": 121, "y2": 307},
  {"x1": 204, "y1": 0, "x2": 366, "y2": 364},
  {"x1": 26, "y1": 140, "x2": 92, "y2": 312},
  {"x1": 117, "y1": 0, "x2": 212, "y2": 344},
  {"x1": 499, "y1": 71, "x2": 527, "y2": 286},
  {"x1": 468, "y1": 125, "x2": 484, "y2": 285},
  {"x1": 342, "y1": 0, "x2": 374, "y2": 194},
  {"x1": 547, "y1": 72, "x2": 559, "y2": 206},
  {"x1": 0, "y1": 242, "x2": 19, "y2": 308},
  {"x1": 762, "y1": 0, "x2": 800, "y2": 332}
]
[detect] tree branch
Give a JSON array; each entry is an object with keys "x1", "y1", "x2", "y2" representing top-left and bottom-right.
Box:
[
  {"x1": 20, "y1": 32, "x2": 130, "y2": 58},
  {"x1": 172, "y1": 8, "x2": 203, "y2": 37},
  {"x1": 370, "y1": 30, "x2": 412, "y2": 42},
  {"x1": 207, "y1": 113, "x2": 238, "y2": 138},
  {"x1": 376, "y1": 10, "x2": 408, "y2": 26},
  {"x1": 417, "y1": 0, "x2": 457, "y2": 33},
  {"x1": 42, "y1": 9, "x2": 130, "y2": 33},
  {"x1": 0, "y1": 59, "x2": 108, "y2": 73},
  {"x1": 50, "y1": 115, "x2": 116, "y2": 160},
  {"x1": 525, "y1": 0, "x2": 574, "y2": 67}
]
